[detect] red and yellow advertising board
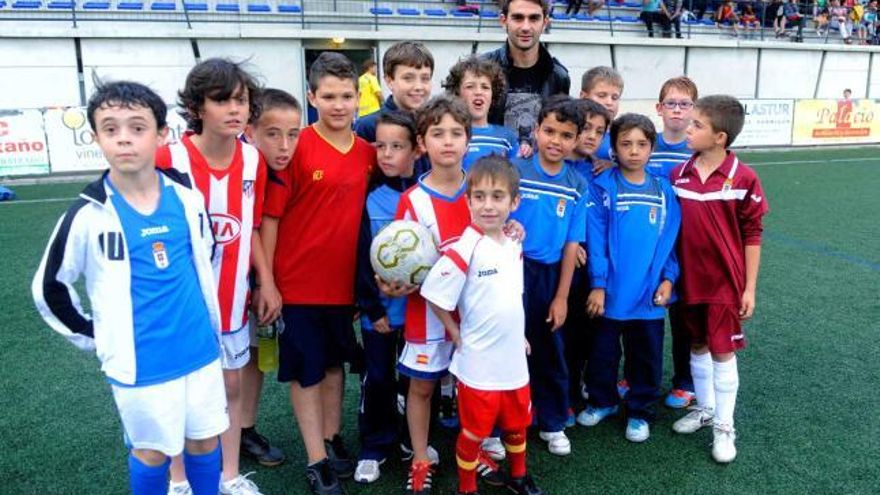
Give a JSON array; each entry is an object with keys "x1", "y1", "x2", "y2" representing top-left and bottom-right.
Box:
[{"x1": 792, "y1": 99, "x2": 880, "y2": 145}]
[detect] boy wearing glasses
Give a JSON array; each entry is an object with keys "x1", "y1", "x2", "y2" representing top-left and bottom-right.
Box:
[
  {"x1": 649, "y1": 77, "x2": 698, "y2": 179},
  {"x1": 649, "y1": 76, "x2": 699, "y2": 411}
]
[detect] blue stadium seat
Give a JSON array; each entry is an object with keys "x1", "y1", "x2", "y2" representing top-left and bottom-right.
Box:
[
  {"x1": 479, "y1": 10, "x2": 499, "y2": 18},
  {"x1": 277, "y1": 3, "x2": 299, "y2": 12},
  {"x1": 83, "y1": 0, "x2": 109, "y2": 7},
  {"x1": 551, "y1": 12, "x2": 570, "y2": 20},
  {"x1": 424, "y1": 8, "x2": 445, "y2": 16},
  {"x1": 215, "y1": 2, "x2": 239, "y2": 11},
  {"x1": 0, "y1": 1, "x2": 6, "y2": 6},
  {"x1": 623, "y1": 1, "x2": 641, "y2": 7},
  {"x1": 118, "y1": 1, "x2": 144, "y2": 9},
  {"x1": 12, "y1": 1, "x2": 41, "y2": 8},
  {"x1": 700, "y1": 18, "x2": 714, "y2": 25},
  {"x1": 397, "y1": 7, "x2": 419, "y2": 16},
  {"x1": 451, "y1": 9, "x2": 474, "y2": 16},
  {"x1": 47, "y1": 0, "x2": 74, "y2": 7},
  {"x1": 369, "y1": 6, "x2": 391, "y2": 15},
  {"x1": 615, "y1": 15, "x2": 639, "y2": 22},
  {"x1": 596, "y1": 14, "x2": 612, "y2": 21},
  {"x1": 183, "y1": 1, "x2": 206, "y2": 9},
  {"x1": 574, "y1": 13, "x2": 593, "y2": 21},
  {"x1": 150, "y1": 1, "x2": 175, "y2": 9},
  {"x1": 246, "y1": 2, "x2": 269, "y2": 11}
]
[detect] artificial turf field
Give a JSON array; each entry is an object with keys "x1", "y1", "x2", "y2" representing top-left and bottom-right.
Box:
[{"x1": 1, "y1": 147, "x2": 878, "y2": 495}]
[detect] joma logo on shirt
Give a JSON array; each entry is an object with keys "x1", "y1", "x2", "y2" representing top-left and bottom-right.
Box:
[
  {"x1": 140, "y1": 225, "x2": 169, "y2": 238},
  {"x1": 478, "y1": 268, "x2": 498, "y2": 277}
]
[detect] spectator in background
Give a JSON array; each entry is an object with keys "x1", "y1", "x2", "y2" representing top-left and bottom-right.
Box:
[
  {"x1": 782, "y1": 0, "x2": 805, "y2": 41},
  {"x1": 829, "y1": 0, "x2": 853, "y2": 43},
  {"x1": 358, "y1": 59, "x2": 383, "y2": 118},
  {"x1": 741, "y1": 4, "x2": 762, "y2": 35},
  {"x1": 864, "y1": 0, "x2": 878, "y2": 43},
  {"x1": 566, "y1": 0, "x2": 585, "y2": 15},
  {"x1": 640, "y1": 0, "x2": 664, "y2": 37},
  {"x1": 690, "y1": 0, "x2": 710, "y2": 19},
  {"x1": 716, "y1": 0, "x2": 741, "y2": 37},
  {"x1": 661, "y1": 0, "x2": 684, "y2": 38},
  {"x1": 814, "y1": 3, "x2": 830, "y2": 36}
]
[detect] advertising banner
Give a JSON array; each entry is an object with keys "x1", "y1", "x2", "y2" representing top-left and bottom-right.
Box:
[
  {"x1": 738, "y1": 99, "x2": 794, "y2": 147},
  {"x1": 792, "y1": 98, "x2": 880, "y2": 145},
  {"x1": 44, "y1": 106, "x2": 189, "y2": 173},
  {"x1": 0, "y1": 109, "x2": 50, "y2": 176}
]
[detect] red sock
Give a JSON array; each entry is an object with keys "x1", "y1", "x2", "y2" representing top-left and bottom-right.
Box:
[
  {"x1": 456, "y1": 432, "x2": 481, "y2": 493},
  {"x1": 503, "y1": 430, "x2": 527, "y2": 479}
]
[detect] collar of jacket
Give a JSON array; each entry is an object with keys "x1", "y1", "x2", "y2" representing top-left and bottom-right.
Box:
[{"x1": 79, "y1": 168, "x2": 193, "y2": 205}]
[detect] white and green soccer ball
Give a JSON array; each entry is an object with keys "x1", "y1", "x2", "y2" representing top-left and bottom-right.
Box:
[{"x1": 370, "y1": 220, "x2": 440, "y2": 286}]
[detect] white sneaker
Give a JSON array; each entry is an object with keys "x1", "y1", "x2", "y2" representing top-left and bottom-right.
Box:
[
  {"x1": 354, "y1": 458, "x2": 384, "y2": 483},
  {"x1": 672, "y1": 406, "x2": 714, "y2": 434},
  {"x1": 219, "y1": 473, "x2": 264, "y2": 495},
  {"x1": 625, "y1": 419, "x2": 650, "y2": 443},
  {"x1": 712, "y1": 423, "x2": 737, "y2": 463},
  {"x1": 481, "y1": 436, "x2": 506, "y2": 461},
  {"x1": 167, "y1": 481, "x2": 192, "y2": 495},
  {"x1": 538, "y1": 430, "x2": 571, "y2": 456}
]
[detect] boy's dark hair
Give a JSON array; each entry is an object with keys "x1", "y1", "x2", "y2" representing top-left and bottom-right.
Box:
[
  {"x1": 415, "y1": 95, "x2": 473, "y2": 140},
  {"x1": 576, "y1": 98, "x2": 611, "y2": 129},
  {"x1": 538, "y1": 95, "x2": 585, "y2": 134},
  {"x1": 362, "y1": 58, "x2": 377, "y2": 74},
  {"x1": 258, "y1": 88, "x2": 302, "y2": 114},
  {"x1": 87, "y1": 80, "x2": 167, "y2": 131},
  {"x1": 177, "y1": 58, "x2": 262, "y2": 134},
  {"x1": 376, "y1": 110, "x2": 418, "y2": 149},
  {"x1": 467, "y1": 155, "x2": 520, "y2": 198},
  {"x1": 308, "y1": 51, "x2": 358, "y2": 93},
  {"x1": 695, "y1": 95, "x2": 745, "y2": 148},
  {"x1": 443, "y1": 56, "x2": 507, "y2": 109},
  {"x1": 500, "y1": 0, "x2": 550, "y2": 16},
  {"x1": 382, "y1": 41, "x2": 435, "y2": 80},
  {"x1": 581, "y1": 66, "x2": 624, "y2": 93},
  {"x1": 610, "y1": 113, "x2": 657, "y2": 153}
]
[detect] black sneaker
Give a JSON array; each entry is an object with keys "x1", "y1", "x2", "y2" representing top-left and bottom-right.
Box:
[
  {"x1": 476, "y1": 450, "x2": 507, "y2": 487},
  {"x1": 306, "y1": 459, "x2": 346, "y2": 495},
  {"x1": 240, "y1": 427, "x2": 285, "y2": 467},
  {"x1": 506, "y1": 474, "x2": 545, "y2": 495},
  {"x1": 325, "y1": 435, "x2": 356, "y2": 479}
]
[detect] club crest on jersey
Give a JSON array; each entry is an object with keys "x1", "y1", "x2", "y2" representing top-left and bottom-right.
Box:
[
  {"x1": 556, "y1": 199, "x2": 567, "y2": 218},
  {"x1": 649, "y1": 206, "x2": 658, "y2": 225},
  {"x1": 242, "y1": 180, "x2": 254, "y2": 198},
  {"x1": 152, "y1": 242, "x2": 169, "y2": 269},
  {"x1": 722, "y1": 178, "x2": 733, "y2": 192},
  {"x1": 211, "y1": 213, "x2": 242, "y2": 245},
  {"x1": 313, "y1": 170, "x2": 324, "y2": 181}
]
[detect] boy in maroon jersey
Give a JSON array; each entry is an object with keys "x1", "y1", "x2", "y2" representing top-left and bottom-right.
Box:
[
  {"x1": 669, "y1": 95, "x2": 769, "y2": 464},
  {"x1": 262, "y1": 52, "x2": 376, "y2": 495}
]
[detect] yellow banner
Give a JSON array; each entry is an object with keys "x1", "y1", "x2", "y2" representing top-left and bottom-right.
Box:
[{"x1": 792, "y1": 99, "x2": 880, "y2": 145}]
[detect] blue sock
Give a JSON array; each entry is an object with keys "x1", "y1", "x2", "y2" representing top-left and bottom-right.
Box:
[
  {"x1": 184, "y1": 443, "x2": 222, "y2": 495},
  {"x1": 128, "y1": 452, "x2": 170, "y2": 495}
]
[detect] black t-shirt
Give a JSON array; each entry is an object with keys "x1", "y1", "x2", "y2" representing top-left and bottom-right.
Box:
[{"x1": 504, "y1": 63, "x2": 546, "y2": 142}]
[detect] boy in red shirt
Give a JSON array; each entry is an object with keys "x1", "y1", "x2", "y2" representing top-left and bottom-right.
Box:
[
  {"x1": 157, "y1": 58, "x2": 274, "y2": 495},
  {"x1": 670, "y1": 95, "x2": 769, "y2": 464},
  {"x1": 261, "y1": 52, "x2": 375, "y2": 495}
]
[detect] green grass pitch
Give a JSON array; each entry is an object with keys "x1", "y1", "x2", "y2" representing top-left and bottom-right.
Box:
[{"x1": 1, "y1": 147, "x2": 877, "y2": 494}]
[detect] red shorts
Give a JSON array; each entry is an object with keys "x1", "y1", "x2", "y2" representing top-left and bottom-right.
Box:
[
  {"x1": 680, "y1": 304, "x2": 746, "y2": 354},
  {"x1": 456, "y1": 382, "x2": 532, "y2": 438}
]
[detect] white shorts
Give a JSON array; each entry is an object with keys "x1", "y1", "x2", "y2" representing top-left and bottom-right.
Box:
[
  {"x1": 220, "y1": 325, "x2": 251, "y2": 370},
  {"x1": 111, "y1": 359, "x2": 229, "y2": 456},
  {"x1": 397, "y1": 341, "x2": 454, "y2": 380}
]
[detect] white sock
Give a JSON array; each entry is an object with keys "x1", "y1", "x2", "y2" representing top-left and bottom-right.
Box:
[
  {"x1": 713, "y1": 356, "x2": 739, "y2": 428},
  {"x1": 440, "y1": 375, "x2": 455, "y2": 398},
  {"x1": 691, "y1": 352, "x2": 715, "y2": 412}
]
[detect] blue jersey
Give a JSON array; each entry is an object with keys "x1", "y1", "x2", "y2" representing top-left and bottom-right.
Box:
[
  {"x1": 358, "y1": 178, "x2": 410, "y2": 331},
  {"x1": 567, "y1": 156, "x2": 594, "y2": 183},
  {"x1": 649, "y1": 133, "x2": 691, "y2": 179},
  {"x1": 595, "y1": 132, "x2": 613, "y2": 162},
  {"x1": 107, "y1": 173, "x2": 218, "y2": 386},
  {"x1": 463, "y1": 125, "x2": 518, "y2": 171},
  {"x1": 511, "y1": 155, "x2": 589, "y2": 264},
  {"x1": 586, "y1": 168, "x2": 681, "y2": 320}
]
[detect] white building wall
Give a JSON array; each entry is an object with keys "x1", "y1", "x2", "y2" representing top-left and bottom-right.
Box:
[
  {"x1": 686, "y1": 47, "x2": 759, "y2": 98},
  {"x1": 0, "y1": 39, "x2": 80, "y2": 108}
]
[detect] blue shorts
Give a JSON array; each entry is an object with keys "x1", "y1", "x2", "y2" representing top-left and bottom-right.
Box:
[{"x1": 278, "y1": 305, "x2": 357, "y2": 386}]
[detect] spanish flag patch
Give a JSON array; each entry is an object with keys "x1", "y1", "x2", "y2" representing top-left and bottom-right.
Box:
[{"x1": 416, "y1": 354, "x2": 429, "y2": 365}]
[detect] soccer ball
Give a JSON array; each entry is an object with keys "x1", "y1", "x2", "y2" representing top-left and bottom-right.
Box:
[{"x1": 370, "y1": 220, "x2": 440, "y2": 286}]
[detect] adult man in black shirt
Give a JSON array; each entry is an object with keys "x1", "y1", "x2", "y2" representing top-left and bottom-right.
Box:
[{"x1": 483, "y1": 0, "x2": 571, "y2": 154}]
